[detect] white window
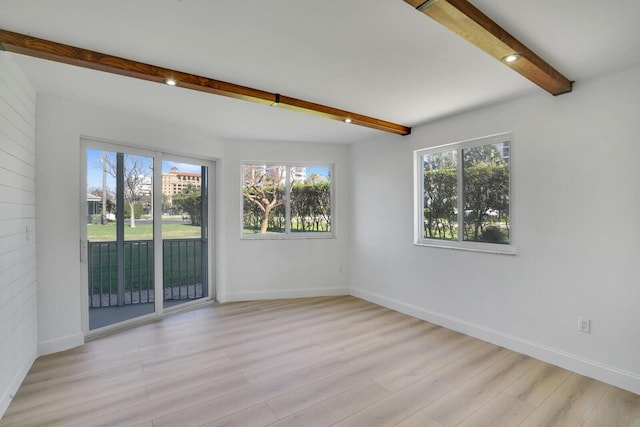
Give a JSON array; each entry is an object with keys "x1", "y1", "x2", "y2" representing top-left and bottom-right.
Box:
[
  {"x1": 414, "y1": 133, "x2": 514, "y2": 254},
  {"x1": 242, "y1": 163, "x2": 333, "y2": 238}
]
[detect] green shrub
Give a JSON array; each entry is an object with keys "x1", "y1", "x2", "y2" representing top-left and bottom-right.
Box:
[
  {"x1": 480, "y1": 226, "x2": 507, "y2": 243},
  {"x1": 123, "y1": 203, "x2": 143, "y2": 219}
]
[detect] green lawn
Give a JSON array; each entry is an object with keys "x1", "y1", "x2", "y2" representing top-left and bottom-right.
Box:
[{"x1": 88, "y1": 222, "x2": 201, "y2": 241}]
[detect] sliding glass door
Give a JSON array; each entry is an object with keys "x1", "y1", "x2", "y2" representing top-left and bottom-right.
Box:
[
  {"x1": 161, "y1": 158, "x2": 209, "y2": 309},
  {"x1": 83, "y1": 142, "x2": 213, "y2": 332}
]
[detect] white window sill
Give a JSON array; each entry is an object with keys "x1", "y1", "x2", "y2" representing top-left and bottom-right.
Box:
[
  {"x1": 415, "y1": 239, "x2": 516, "y2": 255},
  {"x1": 241, "y1": 233, "x2": 335, "y2": 240}
]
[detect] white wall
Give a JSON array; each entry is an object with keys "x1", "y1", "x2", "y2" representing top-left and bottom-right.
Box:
[
  {"x1": 0, "y1": 54, "x2": 37, "y2": 416},
  {"x1": 33, "y1": 94, "x2": 351, "y2": 354},
  {"x1": 349, "y1": 63, "x2": 640, "y2": 394}
]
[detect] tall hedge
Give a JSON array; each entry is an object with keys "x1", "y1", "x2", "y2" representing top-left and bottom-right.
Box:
[
  {"x1": 290, "y1": 182, "x2": 331, "y2": 231},
  {"x1": 462, "y1": 164, "x2": 509, "y2": 242},
  {"x1": 423, "y1": 164, "x2": 509, "y2": 242},
  {"x1": 423, "y1": 168, "x2": 457, "y2": 240}
]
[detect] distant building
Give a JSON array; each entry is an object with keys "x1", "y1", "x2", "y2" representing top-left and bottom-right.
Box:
[
  {"x1": 162, "y1": 167, "x2": 201, "y2": 206},
  {"x1": 138, "y1": 176, "x2": 152, "y2": 197},
  {"x1": 497, "y1": 141, "x2": 510, "y2": 162},
  {"x1": 291, "y1": 167, "x2": 307, "y2": 183},
  {"x1": 87, "y1": 193, "x2": 101, "y2": 223},
  {"x1": 244, "y1": 165, "x2": 307, "y2": 185}
]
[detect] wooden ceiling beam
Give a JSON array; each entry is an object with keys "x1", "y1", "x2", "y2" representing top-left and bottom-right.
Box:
[
  {"x1": 405, "y1": 0, "x2": 573, "y2": 95},
  {"x1": 0, "y1": 28, "x2": 411, "y2": 136}
]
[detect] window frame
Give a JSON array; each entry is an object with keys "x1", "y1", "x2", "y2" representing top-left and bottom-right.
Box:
[
  {"x1": 241, "y1": 161, "x2": 335, "y2": 240},
  {"x1": 414, "y1": 133, "x2": 515, "y2": 255}
]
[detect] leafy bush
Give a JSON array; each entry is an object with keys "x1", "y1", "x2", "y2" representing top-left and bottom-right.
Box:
[
  {"x1": 173, "y1": 190, "x2": 202, "y2": 226},
  {"x1": 290, "y1": 182, "x2": 331, "y2": 232},
  {"x1": 462, "y1": 165, "x2": 509, "y2": 241},
  {"x1": 424, "y1": 164, "x2": 509, "y2": 243},
  {"x1": 123, "y1": 203, "x2": 143, "y2": 219},
  {"x1": 423, "y1": 168, "x2": 457, "y2": 239},
  {"x1": 480, "y1": 225, "x2": 507, "y2": 243}
]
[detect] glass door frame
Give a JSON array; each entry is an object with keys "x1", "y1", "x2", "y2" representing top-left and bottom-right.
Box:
[
  {"x1": 159, "y1": 154, "x2": 213, "y2": 311},
  {"x1": 80, "y1": 138, "x2": 216, "y2": 338}
]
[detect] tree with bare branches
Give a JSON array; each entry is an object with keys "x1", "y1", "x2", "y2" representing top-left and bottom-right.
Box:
[
  {"x1": 99, "y1": 153, "x2": 150, "y2": 228},
  {"x1": 242, "y1": 165, "x2": 285, "y2": 234}
]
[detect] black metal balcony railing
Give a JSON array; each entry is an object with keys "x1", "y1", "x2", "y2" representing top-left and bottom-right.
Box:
[{"x1": 88, "y1": 238, "x2": 205, "y2": 309}]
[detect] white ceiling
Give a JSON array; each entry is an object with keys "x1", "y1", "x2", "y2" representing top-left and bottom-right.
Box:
[{"x1": 2, "y1": 0, "x2": 640, "y2": 143}]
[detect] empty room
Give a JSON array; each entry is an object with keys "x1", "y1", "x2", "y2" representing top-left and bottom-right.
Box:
[{"x1": 1, "y1": 0, "x2": 639, "y2": 425}]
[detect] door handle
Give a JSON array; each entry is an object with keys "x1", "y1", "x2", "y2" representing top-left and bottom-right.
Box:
[{"x1": 80, "y1": 239, "x2": 87, "y2": 263}]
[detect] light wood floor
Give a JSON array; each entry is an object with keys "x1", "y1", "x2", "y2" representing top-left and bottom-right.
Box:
[{"x1": 2, "y1": 296, "x2": 639, "y2": 426}]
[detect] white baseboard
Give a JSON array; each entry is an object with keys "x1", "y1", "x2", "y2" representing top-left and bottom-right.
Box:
[
  {"x1": 219, "y1": 287, "x2": 349, "y2": 303},
  {"x1": 0, "y1": 352, "x2": 36, "y2": 419},
  {"x1": 350, "y1": 287, "x2": 640, "y2": 396},
  {"x1": 38, "y1": 332, "x2": 84, "y2": 356}
]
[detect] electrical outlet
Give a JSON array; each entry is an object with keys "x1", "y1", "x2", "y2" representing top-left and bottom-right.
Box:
[{"x1": 578, "y1": 316, "x2": 591, "y2": 333}]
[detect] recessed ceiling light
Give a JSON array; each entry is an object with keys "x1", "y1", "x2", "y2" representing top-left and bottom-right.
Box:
[
  {"x1": 502, "y1": 54, "x2": 522, "y2": 63},
  {"x1": 344, "y1": 118, "x2": 352, "y2": 124},
  {"x1": 165, "y1": 79, "x2": 177, "y2": 86}
]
